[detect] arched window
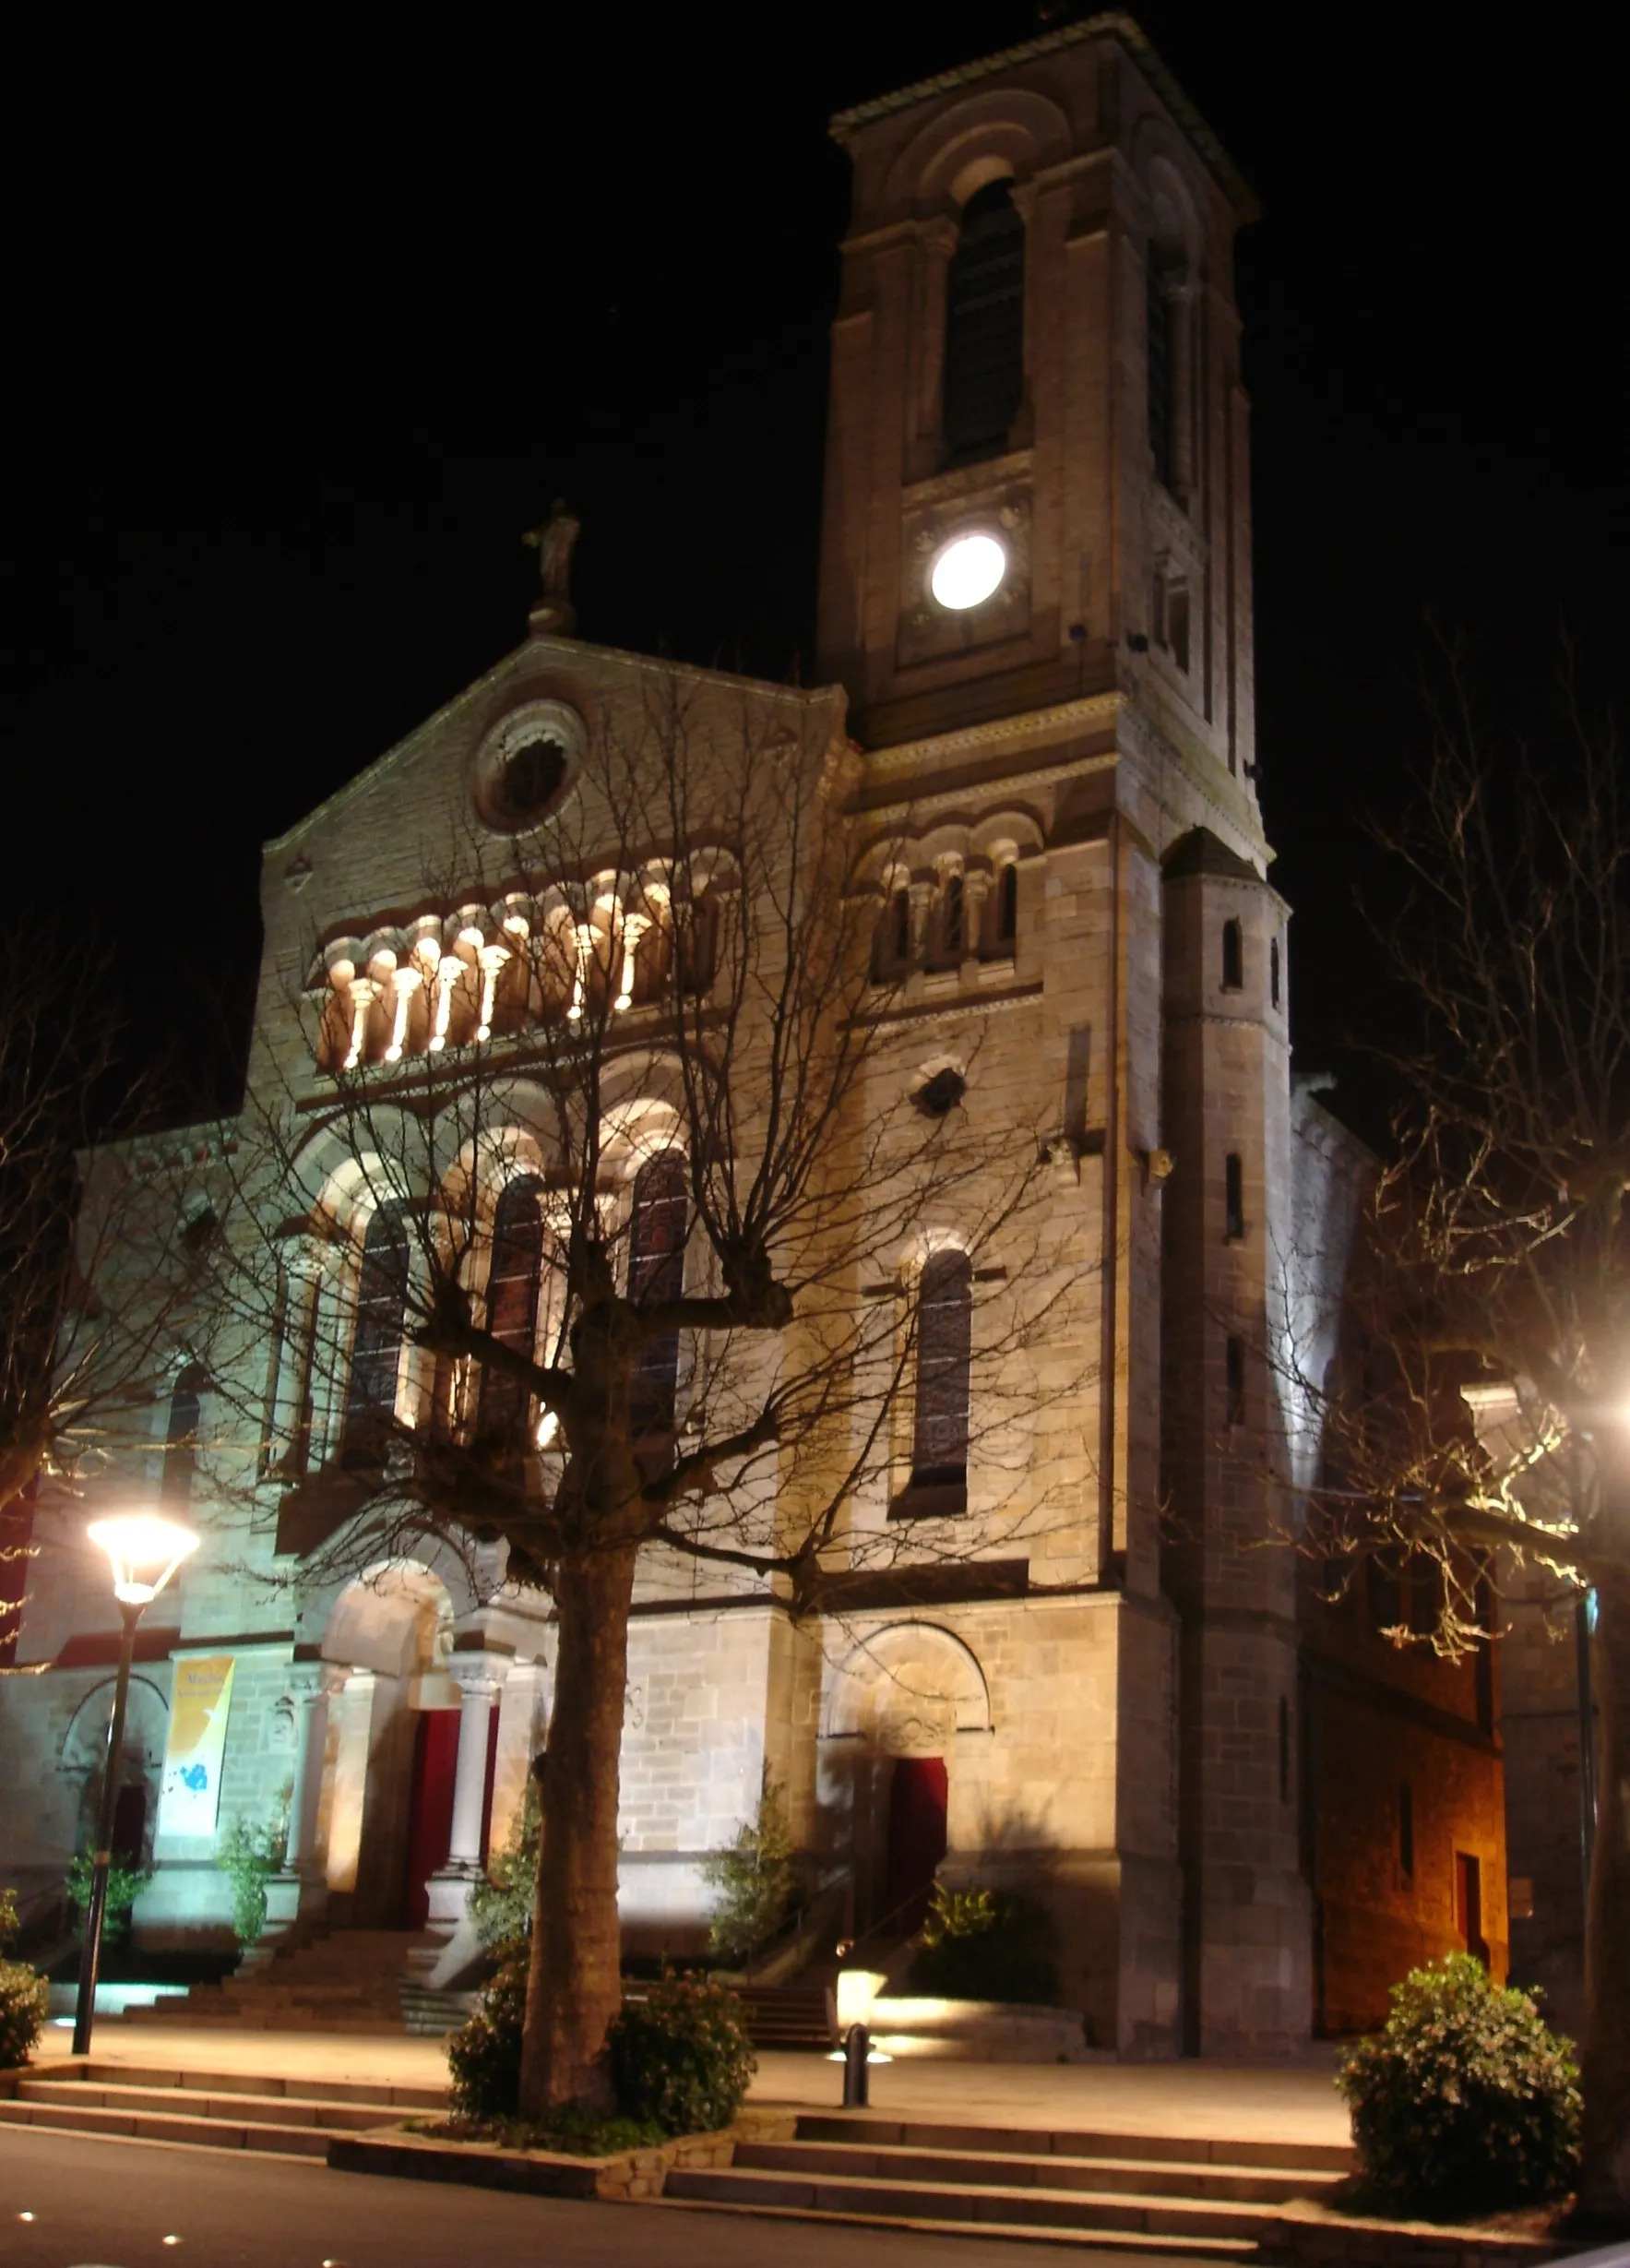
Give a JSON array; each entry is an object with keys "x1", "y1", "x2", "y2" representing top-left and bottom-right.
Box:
[
  {"x1": 478, "y1": 1176, "x2": 544, "y2": 1445},
  {"x1": 910, "y1": 1250, "x2": 972, "y2": 1498},
  {"x1": 344, "y1": 1203, "x2": 410, "y2": 1451},
  {"x1": 1147, "y1": 253, "x2": 1174, "y2": 490},
  {"x1": 160, "y1": 1364, "x2": 207, "y2": 1510},
  {"x1": 943, "y1": 179, "x2": 1025, "y2": 457},
  {"x1": 996, "y1": 859, "x2": 1018, "y2": 948},
  {"x1": 629, "y1": 1152, "x2": 687, "y2": 1438},
  {"x1": 1221, "y1": 917, "x2": 1243, "y2": 990}
]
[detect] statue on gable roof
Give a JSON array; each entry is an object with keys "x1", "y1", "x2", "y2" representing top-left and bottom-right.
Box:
[{"x1": 523, "y1": 498, "x2": 581, "y2": 637}]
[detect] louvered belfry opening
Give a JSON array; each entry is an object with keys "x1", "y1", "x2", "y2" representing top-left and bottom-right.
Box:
[
  {"x1": 344, "y1": 1202, "x2": 410, "y2": 1452},
  {"x1": 478, "y1": 1176, "x2": 545, "y2": 1446},
  {"x1": 629, "y1": 1151, "x2": 687, "y2": 1439},
  {"x1": 942, "y1": 179, "x2": 1026, "y2": 457},
  {"x1": 911, "y1": 1250, "x2": 973, "y2": 1491}
]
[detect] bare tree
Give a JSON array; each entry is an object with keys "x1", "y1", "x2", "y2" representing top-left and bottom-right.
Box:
[
  {"x1": 0, "y1": 926, "x2": 211, "y2": 1669},
  {"x1": 1279, "y1": 651, "x2": 1630, "y2": 2228},
  {"x1": 205, "y1": 686, "x2": 1089, "y2": 2113}
]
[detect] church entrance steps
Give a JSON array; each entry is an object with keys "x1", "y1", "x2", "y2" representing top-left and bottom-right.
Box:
[
  {"x1": 657, "y1": 2114, "x2": 1351, "y2": 2255},
  {"x1": 0, "y1": 2059, "x2": 446, "y2": 2159},
  {"x1": 121, "y1": 1927, "x2": 464, "y2": 2035},
  {"x1": 732, "y1": 1985, "x2": 834, "y2": 2050}
]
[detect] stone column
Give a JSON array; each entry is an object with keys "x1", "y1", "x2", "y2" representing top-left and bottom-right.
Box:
[
  {"x1": 266, "y1": 1238, "x2": 321, "y2": 1476},
  {"x1": 446, "y1": 1677, "x2": 499, "y2": 1870}
]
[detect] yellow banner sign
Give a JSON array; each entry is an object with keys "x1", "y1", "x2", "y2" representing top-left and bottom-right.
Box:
[{"x1": 158, "y1": 1654, "x2": 236, "y2": 1838}]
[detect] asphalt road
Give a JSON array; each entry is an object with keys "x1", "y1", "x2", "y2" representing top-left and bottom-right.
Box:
[{"x1": 0, "y1": 2128, "x2": 1150, "y2": 2267}]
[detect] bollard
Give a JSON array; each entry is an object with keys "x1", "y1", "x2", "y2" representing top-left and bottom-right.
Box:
[{"x1": 841, "y1": 2022, "x2": 870, "y2": 2107}]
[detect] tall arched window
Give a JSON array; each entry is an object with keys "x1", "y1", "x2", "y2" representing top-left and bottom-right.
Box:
[
  {"x1": 943, "y1": 180, "x2": 1025, "y2": 457},
  {"x1": 478, "y1": 1176, "x2": 545, "y2": 1446},
  {"x1": 910, "y1": 1250, "x2": 973, "y2": 1499},
  {"x1": 1147, "y1": 253, "x2": 1175, "y2": 490},
  {"x1": 629, "y1": 1152, "x2": 687, "y2": 1438},
  {"x1": 996, "y1": 859, "x2": 1018, "y2": 949},
  {"x1": 344, "y1": 1203, "x2": 410, "y2": 1451},
  {"x1": 160, "y1": 1364, "x2": 207, "y2": 1509}
]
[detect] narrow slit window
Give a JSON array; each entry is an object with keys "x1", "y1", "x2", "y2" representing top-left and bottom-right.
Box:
[
  {"x1": 1225, "y1": 1333, "x2": 1245, "y2": 1426},
  {"x1": 1398, "y1": 1780, "x2": 1415, "y2": 1880},
  {"x1": 1168, "y1": 585, "x2": 1190, "y2": 674},
  {"x1": 943, "y1": 180, "x2": 1026, "y2": 457},
  {"x1": 1221, "y1": 917, "x2": 1243, "y2": 990},
  {"x1": 1224, "y1": 1152, "x2": 1244, "y2": 1241},
  {"x1": 1269, "y1": 937, "x2": 1281, "y2": 1010}
]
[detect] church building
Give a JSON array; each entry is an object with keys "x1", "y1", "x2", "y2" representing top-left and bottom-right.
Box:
[{"x1": 0, "y1": 15, "x2": 1508, "y2": 2056}]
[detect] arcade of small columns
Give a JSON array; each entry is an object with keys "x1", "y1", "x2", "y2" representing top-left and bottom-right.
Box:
[{"x1": 312, "y1": 867, "x2": 691, "y2": 1075}]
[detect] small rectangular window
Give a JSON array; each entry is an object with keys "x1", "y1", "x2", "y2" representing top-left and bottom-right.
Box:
[
  {"x1": 1408, "y1": 1556, "x2": 1439, "y2": 1638},
  {"x1": 1398, "y1": 1781, "x2": 1415, "y2": 1880},
  {"x1": 1224, "y1": 1152, "x2": 1244, "y2": 1240},
  {"x1": 1225, "y1": 1333, "x2": 1245, "y2": 1425},
  {"x1": 1368, "y1": 1554, "x2": 1403, "y2": 1631},
  {"x1": 1221, "y1": 918, "x2": 1243, "y2": 990}
]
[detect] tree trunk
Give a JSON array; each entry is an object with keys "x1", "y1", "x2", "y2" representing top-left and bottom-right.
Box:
[
  {"x1": 1577, "y1": 1566, "x2": 1630, "y2": 2232},
  {"x1": 519, "y1": 1539, "x2": 637, "y2": 2115}
]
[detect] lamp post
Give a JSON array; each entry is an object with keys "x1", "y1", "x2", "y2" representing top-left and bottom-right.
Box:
[{"x1": 71, "y1": 1513, "x2": 198, "y2": 2058}]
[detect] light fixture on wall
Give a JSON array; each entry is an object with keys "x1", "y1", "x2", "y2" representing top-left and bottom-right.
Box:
[
  {"x1": 929, "y1": 531, "x2": 1007, "y2": 612},
  {"x1": 72, "y1": 1512, "x2": 199, "y2": 2056}
]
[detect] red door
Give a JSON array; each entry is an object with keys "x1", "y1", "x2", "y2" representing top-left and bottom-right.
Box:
[
  {"x1": 403, "y1": 1710, "x2": 459, "y2": 1928},
  {"x1": 886, "y1": 1756, "x2": 948, "y2": 1930}
]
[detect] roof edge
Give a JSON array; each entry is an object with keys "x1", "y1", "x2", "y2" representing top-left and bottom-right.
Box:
[{"x1": 829, "y1": 11, "x2": 1259, "y2": 222}]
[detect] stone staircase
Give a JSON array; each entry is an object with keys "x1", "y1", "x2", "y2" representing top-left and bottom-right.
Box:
[
  {"x1": 732, "y1": 1984, "x2": 834, "y2": 2051},
  {"x1": 124, "y1": 1928, "x2": 470, "y2": 2035},
  {"x1": 660, "y1": 2112, "x2": 1354, "y2": 2255},
  {"x1": 0, "y1": 2059, "x2": 445, "y2": 2156}
]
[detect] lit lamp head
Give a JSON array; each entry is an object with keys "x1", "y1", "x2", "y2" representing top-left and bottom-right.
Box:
[
  {"x1": 834, "y1": 1967, "x2": 887, "y2": 2034},
  {"x1": 87, "y1": 1513, "x2": 200, "y2": 1607},
  {"x1": 929, "y1": 530, "x2": 1007, "y2": 613}
]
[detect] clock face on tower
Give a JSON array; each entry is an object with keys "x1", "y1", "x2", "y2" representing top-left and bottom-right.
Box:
[{"x1": 930, "y1": 530, "x2": 1008, "y2": 611}]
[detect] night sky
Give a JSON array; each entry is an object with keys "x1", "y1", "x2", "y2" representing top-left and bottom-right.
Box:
[{"x1": 6, "y1": 4, "x2": 1624, "y2": 1128}]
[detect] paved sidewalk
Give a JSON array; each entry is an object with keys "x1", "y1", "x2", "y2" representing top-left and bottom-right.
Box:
[{"x1": 38, "y1": 2021, "x2": 1350, "y2": 2147}]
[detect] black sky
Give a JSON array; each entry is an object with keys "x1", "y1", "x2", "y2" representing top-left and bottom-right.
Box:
[{"x1": 5, "y1": 3, "x2": 1624, "y2": 1123}]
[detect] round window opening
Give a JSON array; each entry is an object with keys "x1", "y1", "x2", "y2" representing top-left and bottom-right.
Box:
[{"x1": 500, "y1": 735, "x2": 568, "y2": 823}]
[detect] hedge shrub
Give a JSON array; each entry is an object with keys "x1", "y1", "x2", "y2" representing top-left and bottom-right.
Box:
[
  {"x1": 0, "y1": 1890, "x2": 48, "y2": 2071},
  {"x1": 1337, "y1": 1953, "x2": 1581, "y2": 2215},
  {"x1": 906, "y1": 1881, "x2": 1060, "y2": 2006},
  {"x1": 608, "y1": 1974, "x2": 756, "y2": 2136},
  {"x1": 447, "y1": 1940, "x2": 526, "y2": 2119}
]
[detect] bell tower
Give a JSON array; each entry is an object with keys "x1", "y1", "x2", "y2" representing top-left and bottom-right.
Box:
[
  {"x1": 817, "y1": 12, "x2": 1259, "y2": 780},
  {"x1": 820, "y1": 19, "x2": 1312, "y2": 2059}
]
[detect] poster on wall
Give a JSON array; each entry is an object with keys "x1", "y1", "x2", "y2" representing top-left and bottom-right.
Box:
[{"x1": 157, "y1": 1654, "x2": 236, "y2": 1838}]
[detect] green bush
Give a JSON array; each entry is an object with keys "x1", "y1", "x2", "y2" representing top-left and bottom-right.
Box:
[
  {"x1": 700, "y1": 1777, "x2": 798, "y2": 1964},
  {"x1": 1338, "y1": 1954, "x2": 1581, "y2": 2215},
  {"x1": 470, "y1": 1780, "x2": 539, "y2": 1951},
  {"x1": 0, "y1": 1890, "x2": 48, "y2": 2071},
  {"x1": 906, "y1": 1880, "x2": 1060, "y2": 2005},
  {"x1": 608, "y1": 1974, "x2": 756, "y2": 2136},
  {"x1": 65, "y1": 1851, "x2": 150, "y2": 1939},
  {"x1": 447, "y1": 1940, "x2": 527, "y2": 2119},
  {"x1": 216, "y1": 1803, "x2": 289, "y2": 1946}
]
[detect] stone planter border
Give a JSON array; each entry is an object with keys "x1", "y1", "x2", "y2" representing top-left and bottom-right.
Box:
[
  {"x1": 327, "y1": 2107, "x2": 797, "y2": 2202},
  {"x1": 1261, "y1": 2200, "x2": 1585, "y2": 2268}
]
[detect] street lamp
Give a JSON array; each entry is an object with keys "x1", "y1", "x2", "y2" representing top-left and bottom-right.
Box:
[{"x1": 71, "y1": 1513, "x2": 198, "y2": 2057}]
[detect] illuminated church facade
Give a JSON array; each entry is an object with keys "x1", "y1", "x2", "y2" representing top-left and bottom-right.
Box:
[{"x1": 0, "y1": 16, "x2": 1509, "y2": 2055}]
